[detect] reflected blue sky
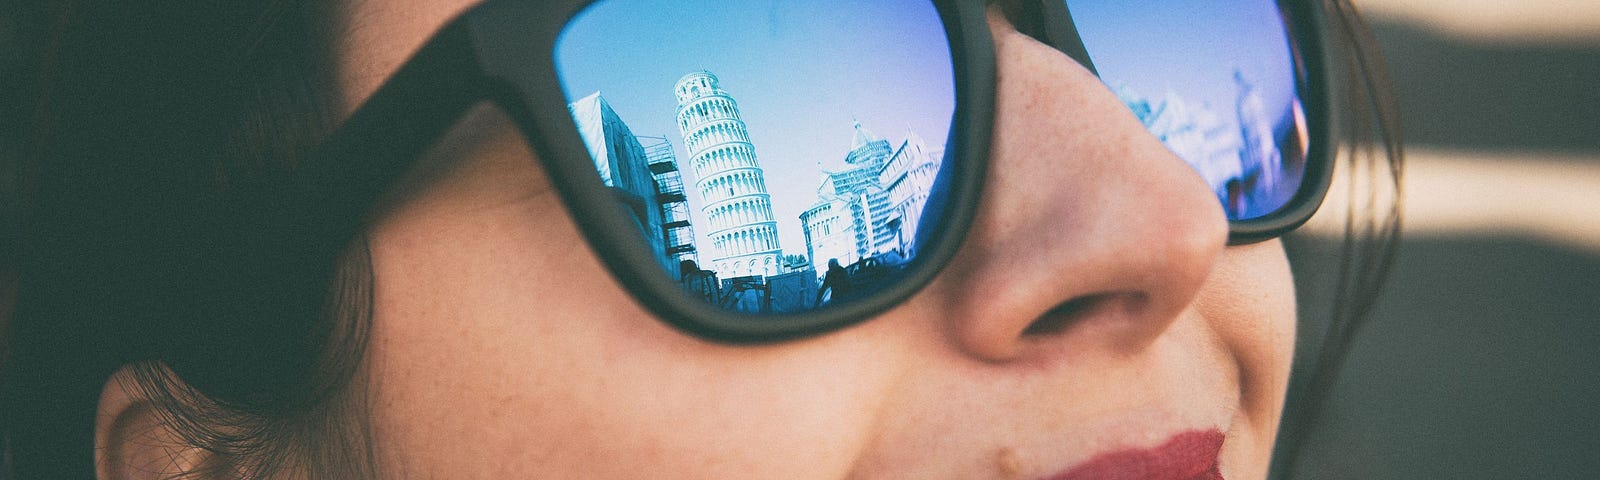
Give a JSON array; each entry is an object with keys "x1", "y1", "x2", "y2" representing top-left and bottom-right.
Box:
[
  {"x1": 555, "y1": 0, "x2": 955, "y2": 259},
  {"x1": 1070, "y1": 0, "x2": 1298, "y2": 138}
]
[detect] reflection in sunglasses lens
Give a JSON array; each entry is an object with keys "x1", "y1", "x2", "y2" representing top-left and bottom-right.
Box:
[
  {"x1": 555, "y1": 0, "x2": 955, "y2": 315},
  {"x1": 1067, "y1": 0, "x2": 1310, "y2": 220}
]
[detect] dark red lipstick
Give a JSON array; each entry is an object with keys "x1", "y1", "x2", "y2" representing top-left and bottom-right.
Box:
[{"x1": 1044, "y1": 429, "x2": 1224, "y2": 480}]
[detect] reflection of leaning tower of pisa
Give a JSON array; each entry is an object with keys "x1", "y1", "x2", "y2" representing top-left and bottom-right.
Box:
[{"x1": 675, "y1": 71, "x2": 782, "y2": 278}]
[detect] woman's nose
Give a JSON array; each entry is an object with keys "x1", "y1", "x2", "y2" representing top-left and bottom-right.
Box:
[{"x1": 928, "y1": 11, "x2": 1228, "y2": 362}]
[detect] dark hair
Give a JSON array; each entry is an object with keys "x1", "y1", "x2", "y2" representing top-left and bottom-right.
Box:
[
  {"x1": 1271, "y1": 1, "x2": 1405, "y2": 477},
  {"x1": 1, "y1": 1, "x2": 1404, "y2": 478},
  {"x1": 1, "y1": 0, "x2": 378, "y2": 478}
]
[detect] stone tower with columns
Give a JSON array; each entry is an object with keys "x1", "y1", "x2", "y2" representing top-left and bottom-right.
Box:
[{"x1": 674, "y1": 71, "x2": 782, "y2": 278}]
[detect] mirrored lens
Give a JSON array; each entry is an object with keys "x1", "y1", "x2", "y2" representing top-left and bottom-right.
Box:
[
  {"x1": 555, "y1": 0, "x2": 956, "y2": 315},
  {"x1": 1067, "y1": 0, "x2": 1310, "y2": 220}
]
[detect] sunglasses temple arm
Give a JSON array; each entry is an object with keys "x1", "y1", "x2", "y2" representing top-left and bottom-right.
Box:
[{"x1": 253, "y1": 21, "x2": 488, "y2": 294}]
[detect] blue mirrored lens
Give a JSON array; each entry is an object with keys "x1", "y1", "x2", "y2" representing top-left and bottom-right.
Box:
[
  {"x1": 1068, "y1": 0, "x2": 1310, "y2": 220},
  {"x1": 555, "y1": 0, "x2": 955, "y2": 314}
]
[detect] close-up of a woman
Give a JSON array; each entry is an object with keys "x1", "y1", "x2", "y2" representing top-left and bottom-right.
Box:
[{"x1": 1, "y1": 0, "x2": 1402, "y2": 478}]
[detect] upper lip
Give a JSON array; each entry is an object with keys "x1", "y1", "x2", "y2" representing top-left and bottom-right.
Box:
[{"x1": 1042, "y1": 429, "x2": 1225, "y2": 480}]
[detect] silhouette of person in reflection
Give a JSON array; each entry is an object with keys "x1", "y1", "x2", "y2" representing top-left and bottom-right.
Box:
[
  {"x1": 814, "y1": 258, "x2": 850, "y2": 307},
  {"x1": 680, "y1": 259, "x2": 719, "y2": 304}
]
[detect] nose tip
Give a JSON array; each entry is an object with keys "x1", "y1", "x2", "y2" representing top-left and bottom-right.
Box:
[
  {"x1": 931, "y1": 15, "x2": 1228, "y2": 362},
  {"x1": 939, "y1": 181, "x2": 1226, "y2": 361}
]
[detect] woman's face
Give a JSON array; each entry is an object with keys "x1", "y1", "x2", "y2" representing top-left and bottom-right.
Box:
[{"x1": 348, "y1": 1, "x2": 1296, "y2": 478}]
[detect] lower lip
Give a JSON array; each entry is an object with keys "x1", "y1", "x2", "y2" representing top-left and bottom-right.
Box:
[{"x1": 1044, "y1": 429, "x2": 1225, "y2": 480}]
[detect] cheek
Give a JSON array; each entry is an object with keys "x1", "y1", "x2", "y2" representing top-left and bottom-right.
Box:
[
  {"x1": 1195, "y1": 240, "x2": 1296, "y2": 478},
  {"x1": 363, "y1": 189, "x2": 901, "y2": 479}
]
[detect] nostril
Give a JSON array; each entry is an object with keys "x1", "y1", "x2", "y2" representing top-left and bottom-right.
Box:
[
  {"x1": 1021, "y1": 292, "x2": 1157, "y2": 338},
  {"x1": 1022, "y1": 294, "x2": 1109, "y2": 337}
]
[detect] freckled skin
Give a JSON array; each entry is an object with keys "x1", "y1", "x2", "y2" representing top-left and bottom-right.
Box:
[{"x1": 344, "y1": 3, "x2": 1296, "y2": 480}]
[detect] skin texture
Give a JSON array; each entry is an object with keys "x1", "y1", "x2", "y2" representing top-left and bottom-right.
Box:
[{"x1": 99, "y1": 2, "x2": 1298, "y2": 479}]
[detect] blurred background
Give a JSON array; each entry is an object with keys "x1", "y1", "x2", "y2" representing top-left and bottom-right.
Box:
[{"x1": 1286, "y1": 0, "x2": 1600, "y2": 478}]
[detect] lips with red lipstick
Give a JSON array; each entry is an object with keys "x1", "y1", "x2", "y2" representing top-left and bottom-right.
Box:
[{"x1": 1044, "y1": 429, "x2": 1224, "y2": 480}]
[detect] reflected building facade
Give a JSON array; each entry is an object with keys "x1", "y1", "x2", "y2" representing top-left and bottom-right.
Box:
[
  {"x1": 1232, "y1": 71, "x2": 1291, "y2": 217},
  {"x1": 675, "y1": 71, "x2": 783, "y2": 278},
  {"x1": 800, "y1": 121, "x2": 940, "y2": 276},
  {"x1": 1114, "y1": 70, "x2": 1302, "y2": 218},
  {"x1": 1116, "y1": 85, "x2": 1242, "y2": 191},
  {"x1": 569, "y1": 92, "x2": 668, "y2": 267}
]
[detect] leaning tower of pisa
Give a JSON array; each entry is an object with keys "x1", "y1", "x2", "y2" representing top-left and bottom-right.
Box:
[{"x1": 674, "y1": 71, "x2": 783, "y2": 278}]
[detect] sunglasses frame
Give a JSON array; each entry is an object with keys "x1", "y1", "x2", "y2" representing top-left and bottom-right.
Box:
[
  {"x1": 260, "y1": 0, "x2": 994, "y2": 343},
  {"x1": 264, "y1": 0, "x2": 1330, "y2": 344}
]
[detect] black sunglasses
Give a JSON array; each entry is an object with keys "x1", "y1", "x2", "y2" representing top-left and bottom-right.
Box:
[{"x1": 262, "y1": 0, "x2": 1332, "y2": 343}]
